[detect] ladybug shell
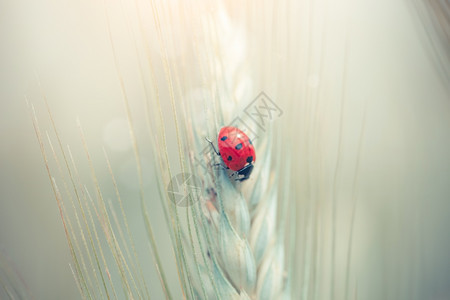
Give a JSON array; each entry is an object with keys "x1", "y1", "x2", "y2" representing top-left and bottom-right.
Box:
[{"x1": 217, "y1": 126, "x2": 255, "y2": 171}]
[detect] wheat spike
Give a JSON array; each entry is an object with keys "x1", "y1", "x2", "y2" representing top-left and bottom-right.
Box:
[{"x1": 29, "y1": 0, "x2": 293, "y2": 299}]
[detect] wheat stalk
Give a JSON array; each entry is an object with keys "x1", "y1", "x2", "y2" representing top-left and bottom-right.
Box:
[
  {"x1": 29, "y1": 1, "x2": 293, "y2": 299},
  {"x1": 133, "y1": 1, "x2": 293, "y2": 298}
]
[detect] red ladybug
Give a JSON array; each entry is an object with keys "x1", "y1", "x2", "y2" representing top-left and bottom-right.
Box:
[{"x1": 206, "y1": 126, "x2": 255, "y2": 181}]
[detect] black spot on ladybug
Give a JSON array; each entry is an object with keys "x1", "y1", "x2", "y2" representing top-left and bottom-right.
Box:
[
  {"x1": 235, "y1": 143, "x2": 243, "y2": 150},
  {"x1": 227, "y1": 156, "x2": 232, "y2": 161},
  {"x1": 247, "y1": 156, "x2": 253, "y2": 163},
  {"x1": 221, "y1": 136, "x2": 228, "y2": 141},
  {"x1": 248, "y1": 139, "x2": 253, "y2": 145}
]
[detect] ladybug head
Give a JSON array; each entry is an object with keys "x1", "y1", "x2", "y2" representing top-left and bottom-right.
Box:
[{"x1": 235, "y1": 163, "x2": 254, "y2": 181}]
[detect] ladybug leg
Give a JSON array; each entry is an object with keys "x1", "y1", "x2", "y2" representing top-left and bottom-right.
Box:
[
  {"x1": 213, "y1": 163, "x2": 228, "y2": 170},
  {"x1": 205, "y1": 137, "x2": 220, "y2": 156},
  {"x1": 236, "y1": 163, "x2": 254, "y2": 181}
]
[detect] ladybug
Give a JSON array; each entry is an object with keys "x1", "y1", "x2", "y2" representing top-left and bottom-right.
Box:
[{"x1": 206, "y1": 126, "x2": 256, "y2": 181}]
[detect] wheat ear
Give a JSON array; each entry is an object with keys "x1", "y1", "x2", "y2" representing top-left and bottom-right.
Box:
[{"x1": 29, "y1": 0, "x2": 292, "y2": 299}]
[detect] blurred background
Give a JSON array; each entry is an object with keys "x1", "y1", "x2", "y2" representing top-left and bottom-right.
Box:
[{"x1": 0, "y1": 0, "x2": 449, "y2": 299}]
